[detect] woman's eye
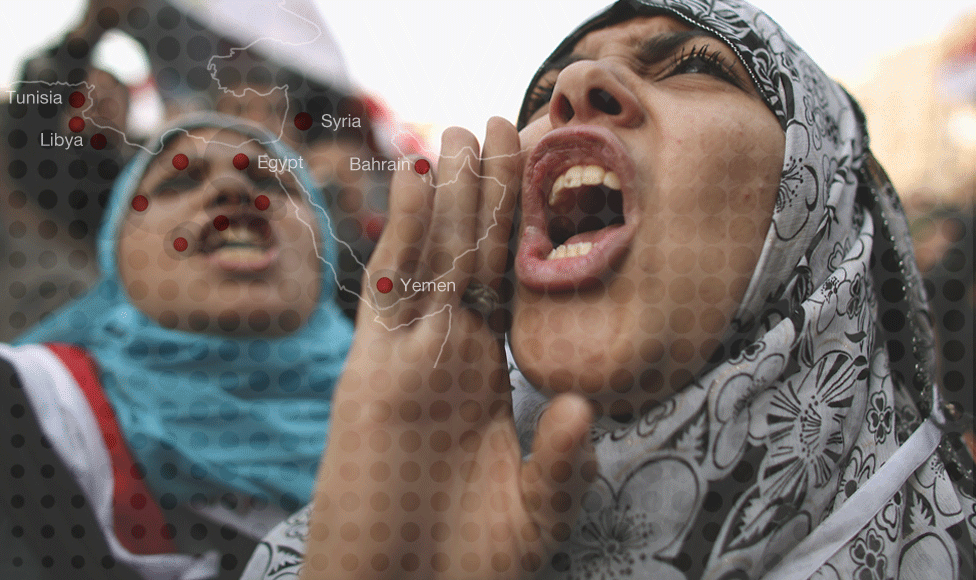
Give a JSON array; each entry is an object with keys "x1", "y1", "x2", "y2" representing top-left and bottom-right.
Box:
[
  {"x1": 525, "y1": 81, "x2": 556, "y2": 120},
  {"x1": 676, "y1": 55, "x2": 721, "y2": 75},
  {"x1": 667, "y1": 47, "x2": 741, "y2": 86},
  {"x1": 153, "y1": 175, "x2": 197, "y2": 196}
]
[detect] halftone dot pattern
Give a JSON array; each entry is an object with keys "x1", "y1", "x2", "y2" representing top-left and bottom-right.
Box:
[
  {"x1": 7, "y1": 129, "x2": 27, "y2": 150},
  {"x1": 3, "y1": 8, "x2": 970, "y2": 580},
  {"x1": 156, "y1": 36, "x2": 181, "y2": 62},
  {"x1": 337, "y1": 217, "x2": 362, "y2": 246},
  {"x1": 156, "y1": 5, "x2": 181, "y2": 29},
  {"x1": 172, "y1": 153, "x2": 189, "y2": 170},
  {"x1": 912, "y1": 214, "x2": 973, "y2": 418},
  {"x1": 94, "y1": 7, "x2": 119, "y2": 29},
  {"x1": 37, "y1": 160, "x2": 58, "y2": 179},
  {"x1": 186, "y1": 35, "x2": 212, "y2": 62},
  {"x1": 90, "y1": 134, "x2": 107, "y2": 150},
  {"x1": 232, "y1": 153, "x2": 249, "y2": 170}
]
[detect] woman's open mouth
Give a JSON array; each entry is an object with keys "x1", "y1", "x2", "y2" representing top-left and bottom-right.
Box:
[
  {"x1": 199, "y1": 213, "x2": 278, "y2": 273},
  {"x1": 516, "y1": 126, "x2": 639, "y2": 292}
]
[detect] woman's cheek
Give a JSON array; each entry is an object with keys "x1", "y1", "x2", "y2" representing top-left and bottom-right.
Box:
[
  {"x1": 278, "y1": 247, "x2": 304, "y2": 274},
  {"x1": 188, "y1": 279, "x2": 211, "y2": 302},
  {"x1": 278, "y1": 279, "x2": 302, "y2": 302}
]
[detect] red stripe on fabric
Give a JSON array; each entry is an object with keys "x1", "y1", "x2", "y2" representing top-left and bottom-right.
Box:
[{"x1": 45, "y1": 343, "x2": 176, "y2": 555}]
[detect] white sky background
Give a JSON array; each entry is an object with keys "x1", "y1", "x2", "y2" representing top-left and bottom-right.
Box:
[{"x1": 0, "y1": 0, "x2": 973, "y2": 150}]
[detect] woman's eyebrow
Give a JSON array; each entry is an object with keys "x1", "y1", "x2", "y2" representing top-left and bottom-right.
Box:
[
  {"x1": 638, "y1": 29, "x2": 759, "y2": 94},
  {"x1": 633, "y1": 29, "x2": 716, "y2": 65},
  {"x1": 149, "y1": 156, "x2": 207, "y2": 185},
  {"x1": 541, "y1": 29, "x2": 716, "y2": 77}
]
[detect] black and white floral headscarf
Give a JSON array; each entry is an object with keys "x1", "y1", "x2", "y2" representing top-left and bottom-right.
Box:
[
  {"x1": 508, "y1": 1, "x2": 975, "y2": 579},
  {"x1": 242, "y1": 1, "x2": 974, "y2": 579}
]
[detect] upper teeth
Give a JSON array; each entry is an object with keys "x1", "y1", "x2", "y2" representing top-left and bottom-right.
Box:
[
  {"x1": 549, "y1": 164, "x2": 621, "y2": 208},
  {"x1": 220, "y1": 224, "x2": 259, "y2": 245}
]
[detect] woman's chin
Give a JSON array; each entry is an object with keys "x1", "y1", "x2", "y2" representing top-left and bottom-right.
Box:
[{"x1": 510, "y1": 351, "x2": 666, "y2": 419}]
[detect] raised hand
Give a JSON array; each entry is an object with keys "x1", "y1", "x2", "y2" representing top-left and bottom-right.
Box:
[
  {"x1": 300, "y1": 118, "x2": 595, "y2": 579},
  {"x1": 72, "y1": 0, "x2": 142, "y2": 44}
]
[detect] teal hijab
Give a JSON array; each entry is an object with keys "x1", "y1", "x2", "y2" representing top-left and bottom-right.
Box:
[{"x1": 18, "y1": 114, "x2": 354, "y2": 511}]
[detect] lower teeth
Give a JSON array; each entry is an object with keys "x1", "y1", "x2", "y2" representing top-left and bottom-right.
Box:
[
  {"x1": 546, "y1": 241, "x2": 593, "y2": 260},
  {"x1": 217, "y1": 246, "x2": 266, "y2": 261}
]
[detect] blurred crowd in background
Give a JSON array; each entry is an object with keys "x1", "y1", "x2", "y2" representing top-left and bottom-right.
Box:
[{"x1": 845, "y1": 12, "x2": 975, "y2": 418}]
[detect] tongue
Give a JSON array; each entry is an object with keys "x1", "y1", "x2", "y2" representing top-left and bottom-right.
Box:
[{"x1": 560, "y1": 224, "x2": 623, "y2": 247}]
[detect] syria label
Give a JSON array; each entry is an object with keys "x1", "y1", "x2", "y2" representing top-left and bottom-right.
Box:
[
  {"x1": 8, "y1": 90, "x2": 62, "y2": 104},
  {"x1": 321, "y1": 114, "x2": 361, "y2": 130},
  {"x1": 40, "y1": 131, "x2": 83, "y2": 149}
]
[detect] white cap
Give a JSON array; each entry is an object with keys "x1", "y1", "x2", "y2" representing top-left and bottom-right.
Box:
[{"x1": 167, "y1": 0, "x2": 353, "y2": 94}]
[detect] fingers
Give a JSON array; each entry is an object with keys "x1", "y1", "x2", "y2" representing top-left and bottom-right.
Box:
[
  {"x1": 521, "y1": 394, "x2": 595, "y2": 549},
  {"x1": 367, "y1": 122, "x2": 521, "y2": 313},
  {"x1": 478, "y1": 117, "x2": 521, "y2": 286},
  {"x1": 369, "y1": 157, "x2": 435, "y2": 277},
  {"x1": 425, "y1": 127, "x2": 481, "y2": 302}
]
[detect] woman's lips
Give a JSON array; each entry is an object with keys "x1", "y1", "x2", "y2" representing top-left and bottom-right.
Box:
[
  {"x1": 516, "y1": 126, "x2": 639, "y2": 292},
  {"x1": 210, "y1": 246, "x2": 279, "y2": 272},
  {"x1": 198, "y1": 213, "x2": 279, "y2": 273}
]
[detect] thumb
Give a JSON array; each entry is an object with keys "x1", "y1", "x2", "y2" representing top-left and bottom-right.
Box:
[{"x1": 520, "y1": 394, "x2": 596, "y2": 551}]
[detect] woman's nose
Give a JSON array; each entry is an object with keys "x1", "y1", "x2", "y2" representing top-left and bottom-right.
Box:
[
  {"x1": 208, "y1": 176, "x2": 254, "y2": 208},
  {"x1": 549, "y1": 60, "x2": 643, "y2": 128}
]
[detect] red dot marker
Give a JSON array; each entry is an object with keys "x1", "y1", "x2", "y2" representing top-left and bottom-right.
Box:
[
  {"x1": 233, "y1": 153, "x2": 249, "y2": 170},
  {"x1": 414, "y1": 159, "x2": 430, "y2": 175},
  {"x1": 131, "y1": 195, "x2": 148, "y2": 212},
  {"x1": 294, "y1": 112, "x2": 313, "y2": 131},
  {"x1": 213, "y1": 215, "x2": 229, "y2": 231},
  {"x1": 173, "y1": 237, "x2": 189, "y2": 252},
  {"x1": 68, "y1": 91, "x2": 85, "y2": 108},
  {"x1": 254, "y1": 195, "x2": 270, "y2": 211},
  {"x1": 90, "y1": 133, "x2": 107, "y2": 150},
  {"x1": 172, "y1": 153, "x2": 189, "y2": 170},
  {"x1": 68, "y1": 117, "x2": 85, "y2": 132},
  {"x1": 376, "y1": 277, "x2": 393, "y2": 294}
]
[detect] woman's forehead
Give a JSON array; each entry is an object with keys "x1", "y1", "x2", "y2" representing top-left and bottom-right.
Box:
[
  {"x1": 138, "y1": 128, "x2": 277, "y2": 182},
  {"x1": 537, "y1": 12, "x2": 760, "y2": 102},
  {"x1": 570, "y1": 14, "x2": 694, "y2": 57},
  {"x1": 161, "y1": 127, "x2": 263, "y2": 156}
]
